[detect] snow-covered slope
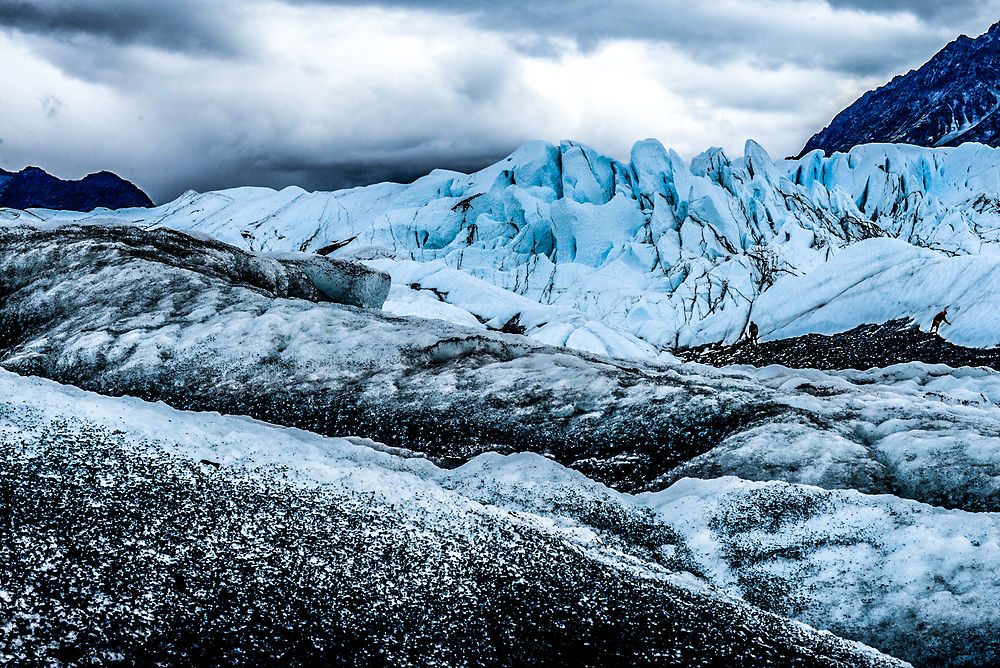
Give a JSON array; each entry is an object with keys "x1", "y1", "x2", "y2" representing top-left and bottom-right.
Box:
[
  {"x1": 651, "y1": 476, "x2": 1000, "y2": 668},
  {"x1": 6, "y1": 225, "x2": 1000, "y2": 514},
  {"x1": 6, "y1": 368, "x2": 917, "y2": 667},
  {"x1": 800, "y1": 21, "x2": 1000, "y2": 156},
  {"x1": 9, "y1": 217, "x2": 1000, "y2": 665},
  {"x1": 11, "y1": 138, "x2": 1000, "y2": 354},
  {"x1": 11, "y1": 362, "x2": 1000, "y2": 666}
]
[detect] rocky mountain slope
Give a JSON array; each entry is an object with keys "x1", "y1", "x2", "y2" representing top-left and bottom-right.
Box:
[
  {"x1": 801, "y1": 21, "x2": 1000, "y2": 156},
  {"x1": 0, "y1": 165, "x2": 153, "y2": 211}
]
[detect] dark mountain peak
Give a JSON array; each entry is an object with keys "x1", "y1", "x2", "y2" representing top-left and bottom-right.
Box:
[
  {"x1": 799, "y1": 23, "x2": 1000, "y2": 157},
  {"x1": 84, "y1": 170, "x2": 133, "y2": 185},
  {"x1": 0, "y1": 166, "x2": 153, "y2": 211}
]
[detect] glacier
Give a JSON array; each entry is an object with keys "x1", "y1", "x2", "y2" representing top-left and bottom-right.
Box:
[
  {"x1": 2, "y1": 364, "x2": 986, "y2": 668},
  {"x1": 4, "y1": 365, "x2": 925, "y2": 666},
  {"x1": 3, "y1": 223, "x2": 1000, "y2": 664},
  {"x1": 10, "y1": 139, "x2": 1000, "y2": 357},
  {"x1": 7, "y1": 225, "x2": 1000, "y2": 513},
  {"x1": 8, "y1": 137, "x2": 1000, "y2": 665}
]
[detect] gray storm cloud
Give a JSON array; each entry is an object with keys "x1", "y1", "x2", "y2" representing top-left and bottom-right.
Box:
[
  {"x1": 0, "y1": 0, "x2": 995, "y2": 202},
  {"x1": 294, "y1": 0, "x2": 992, "y2": 74},
  {"x1": 0, "y1": 0, "x2": 243, "y2": 53}
]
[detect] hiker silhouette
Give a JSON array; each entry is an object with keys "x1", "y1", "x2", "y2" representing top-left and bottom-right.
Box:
[{"x1": 930, "y1": 308, "x2": 950, "y2": 336}]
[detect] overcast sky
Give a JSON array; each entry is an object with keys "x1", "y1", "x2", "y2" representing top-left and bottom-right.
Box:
[{"x1": 0, "y1": 1, "x2": 996, "y2": 202}]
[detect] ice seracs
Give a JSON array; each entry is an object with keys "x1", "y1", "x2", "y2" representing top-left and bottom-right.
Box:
[{"x1": 15, "y1": 137, "x2": 1000, "y2": 354}]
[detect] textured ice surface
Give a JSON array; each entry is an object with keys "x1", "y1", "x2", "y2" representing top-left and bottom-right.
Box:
[
  {"x1": 649, "y1": 477, "x2": 1000, "y2": 667},
  {"x1": 9, "y1": 363, "x2": 998, "y2": 666},
  {"x1": 9, "y1": 140, "x2": 1000, "y2": 354},
  {"x1": 0, "y1": 368, "x2": 909, "y2": 667},
  {"x1": 264, "y1": 251, "x2": 391, "y2": 308},
  {"x1": 4, "y1": 225, "x2": 1000, "y2": 516}
]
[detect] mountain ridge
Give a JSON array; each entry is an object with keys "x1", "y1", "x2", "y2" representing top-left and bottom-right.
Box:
[
  {"x1": 0, "y1": 165, "x2": 153, "y2": 211},
  {"x1": 800, "y1": 20, "x2": 1000, "y2": 156}
]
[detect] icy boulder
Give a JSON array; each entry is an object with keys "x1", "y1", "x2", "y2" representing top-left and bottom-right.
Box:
[
  {"x1": 267, "y1": 251, "x2": 390, "y2": 309},
  {"x1": 0, "y1": 224, "x2": 331, "y2": 304}
]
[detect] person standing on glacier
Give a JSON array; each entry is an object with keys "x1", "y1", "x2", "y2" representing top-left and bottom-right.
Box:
[
  {"x1": 746, "y1": 321, "x2": 759, "y2": 346},
  {"x1": 930, "y1": 308, "x2": 951, "y2": 336}
]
